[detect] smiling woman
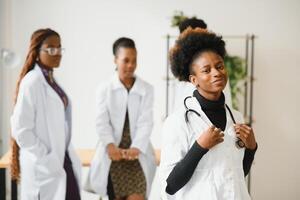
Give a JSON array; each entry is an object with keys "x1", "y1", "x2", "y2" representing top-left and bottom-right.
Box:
[
  {"x1": 159, "y1": 28, "x2": 257, "y2": 200},
  {"x1": 189, "y1": 51, "x2": 227, "y2": 101}
]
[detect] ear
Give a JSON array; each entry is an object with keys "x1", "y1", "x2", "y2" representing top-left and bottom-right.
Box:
[{"x1": 189, "y1": 74, "x2": 198, "y2": 87}]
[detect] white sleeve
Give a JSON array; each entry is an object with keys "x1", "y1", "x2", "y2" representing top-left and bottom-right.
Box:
[
  {"x1": 159, "y1": 115, "x2": 189, "y2": 194},
  {"x1": 95, "y1": 85, "x2": 115, "y2": 147},
  {"x1": 11, "y1": 80, "x2": 48, "y2": 158},
  {"x1": 131, "y1": 85, "x2": 154, "y2": 154}
]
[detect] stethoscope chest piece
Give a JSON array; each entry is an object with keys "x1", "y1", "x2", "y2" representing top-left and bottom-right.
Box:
[{"x1": 235, "y1": 138, "x2": 246, "y2": 149}]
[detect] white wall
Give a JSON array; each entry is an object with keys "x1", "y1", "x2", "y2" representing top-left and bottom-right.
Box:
[
  {"x1": 0, "y1": 0, "x2": 13, "y2": 155},
  {"x1": 0, "y1": 0, "x2": 5, "y2": 155},
  {"x1": 1, "y1": 0, "x2": 300, "y2": 199},
  {"x1": 1, "y1": 0, "x2": 14, "y2": 199}
]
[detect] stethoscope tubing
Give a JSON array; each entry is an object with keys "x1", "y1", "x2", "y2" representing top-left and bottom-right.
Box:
[{"x1": 183, "y1": 96, "x2": 245, "y2": 149}]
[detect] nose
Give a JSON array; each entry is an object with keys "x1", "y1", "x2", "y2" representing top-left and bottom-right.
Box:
[
  {"x1": 212, "y1": 67, "x2": 222, "y2": 77},
  {"x1": 127, "y1": 62, "x2": 136, "y2": 70}
]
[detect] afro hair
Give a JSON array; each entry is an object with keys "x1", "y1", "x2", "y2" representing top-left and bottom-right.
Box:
[
  {"x1": 179, "y1": 17, "x2": 207, "y2": 33},
  {"x1": 170, "y1": 27, "x2": 226, "y2": 82}
]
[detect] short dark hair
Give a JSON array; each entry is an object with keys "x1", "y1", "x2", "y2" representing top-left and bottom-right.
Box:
[
  {"x1": 170, "y1": 27, "x2": 226, "y2": 82},
  {"x1": 113, "y1": 37, "x2": 136, "y2": 56},
  {"x1": 179, "y1": 17, "x2": 207, "y2": 33}
]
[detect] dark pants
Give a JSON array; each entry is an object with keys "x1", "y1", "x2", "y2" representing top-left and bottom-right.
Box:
[{"x1": 64, "y1": 152, "x2": 81, "y2": 200}]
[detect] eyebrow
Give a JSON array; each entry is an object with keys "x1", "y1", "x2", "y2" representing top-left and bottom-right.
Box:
[
  {"x1": 200, "y1": 64, "x2": 210, "y2": 69},
  {"x1": 200, "y1": 60, "x2": 223, "y2": 68},
  {"x1": 215, "y1": 60, "x2": 223, "y2": 65}
]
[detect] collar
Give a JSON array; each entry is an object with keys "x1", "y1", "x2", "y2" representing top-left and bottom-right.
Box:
[
  {"x1": 185, "y1": 96, "x2": 233, "y2": 127},
  {"x1": 111, "y1": 73, "x2": 146, "y2": 96},
  {"x1": 33, "y1": 64, "x2": 49, "y2": 86},
  {"x1": 37, "y1": 62, "x2": 55, "y2": 83},
  {"x1": 193, "y1": 90, "x2": 225, "y2": 111}
]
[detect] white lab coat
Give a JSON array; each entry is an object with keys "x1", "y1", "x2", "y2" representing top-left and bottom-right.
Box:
[
  {"x1": 84, "y1": 74, "x2": 156, "y2": 198},
  {"x1": 11, "y1": 66, "x2": 82, "y2": 200},
  {"x1": 159, "y1": 97, "x2": 251, "y2": 200}
]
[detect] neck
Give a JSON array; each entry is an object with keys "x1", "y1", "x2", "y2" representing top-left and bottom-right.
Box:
[
  {"x1": 120, "y1": 76, "x2": 135, "y2": 89},
  {"x1": 197, "y1": 89, "x2": 222, "y2": 101},
  {"x1": 37, "y1": 61, "x2": 53, "y2": 71}
]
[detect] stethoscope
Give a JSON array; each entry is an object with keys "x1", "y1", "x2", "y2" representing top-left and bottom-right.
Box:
[{"x1": 184, "y1": 96, "x2": 245, "y2": 149}]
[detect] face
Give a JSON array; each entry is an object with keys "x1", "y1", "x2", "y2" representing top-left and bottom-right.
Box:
[
  {"x1": 114, "y1": 47, "x2": 137, "y2": 80},
  {"x1": 38, "y1": 34, "x2": 62, "y2": 68},
  {"x1": 189, "y1": 51, "x2": 228, "y2": 100}
]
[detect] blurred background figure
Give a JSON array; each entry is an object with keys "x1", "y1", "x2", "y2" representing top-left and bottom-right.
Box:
[
  {"x1": 10, "y1": 28, "x2": 81, "y2": 200},
  {"x1": 85, "y1": 37, "x2": 156, "y2": 200}
]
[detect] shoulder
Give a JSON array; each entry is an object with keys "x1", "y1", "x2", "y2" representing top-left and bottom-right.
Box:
[
  {"x1": 163, "y1": 106, "x2": 186, "y2": 131},
  {"x1": 161, "y1": 107, "x2": 189, "y2": 148},
  {"x1": 19, "y1": 68, "x2": 43, "y2": 91},
  {"x1": 96, "y1": 78, "x2": 113, "y2": 96},
  {"x1": 135, "y1": 76, "x2": 153, "y2": 92}
]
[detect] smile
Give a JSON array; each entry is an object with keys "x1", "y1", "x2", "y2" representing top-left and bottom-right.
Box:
[{"x1": 212, "y1": 78, "x2": 224, "y2": 83}]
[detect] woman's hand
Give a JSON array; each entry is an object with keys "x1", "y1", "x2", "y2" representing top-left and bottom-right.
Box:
[
  {"x1": 121, "y1": 148, "x2": 140, "y2": 161},
  {"x1": 234, "y1": 124, "x2": 257, "y2": 150},
  {"x1": 197, "y1": 125, "x2": 224, "y2": 149},
  {"x1": 107, "y1": 143, "x2": 123, "y2": 161}
]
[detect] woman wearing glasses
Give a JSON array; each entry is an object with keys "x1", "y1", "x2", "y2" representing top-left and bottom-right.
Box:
[
  {"x1": 10, "y1": 28, "x2": 81, "y2": 200},
  {"x1": 159, "y1": 28, "x2": 257, "y2": 199}
]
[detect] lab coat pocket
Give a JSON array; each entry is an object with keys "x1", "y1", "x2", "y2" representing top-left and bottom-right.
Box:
[
  {"x1": 185, "y1": 170, "x2": 218, "y2": 200},
  {"x1": 236, "y1": 179, "x2": 251, "y2": 200},
  {"x1": 35, "y1": 151, "x2": 63, "y2": 181},
  {"x1": 84, "y1": 144, "x2": 110, "y2": 194}
]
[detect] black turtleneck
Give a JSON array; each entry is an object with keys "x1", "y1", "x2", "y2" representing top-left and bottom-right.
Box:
[
  {"x1": 165, "y1": 90, "x2": 257, "y2": 195},
  {"x1": 193, "y1": 90, "x2": 227, "y2": 131}
]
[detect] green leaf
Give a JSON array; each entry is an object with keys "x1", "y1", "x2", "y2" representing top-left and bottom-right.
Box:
[
  {"x1": 171, "y1": 11, "x2": 188, "y2": 27},
  {"x1": 224, "y1": 55, "x2": 246, "y2": 110}
]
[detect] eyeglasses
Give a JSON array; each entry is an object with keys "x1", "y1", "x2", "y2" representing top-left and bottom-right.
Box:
[{"x1": 40, "y1": 47, "x2": 65, "y2": 56}]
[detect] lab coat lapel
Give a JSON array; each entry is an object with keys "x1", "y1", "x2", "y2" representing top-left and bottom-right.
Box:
[
  {"x1": 187, "y1": 97, "x2": 211, "y2": 127},
  {"x1": 183, "y1": 97, "x2": 208, "y2": 145},
  {"x1": 33, "y1": 66, "x2": 64, "y2": 108},
  {"x1": 111, "y1": 74, "x2": 128, "y2": 142},
  {"x1": 34, "y1": 66, "x2": 66, "y2": 162},
  {"x1": 127, "y1": 76, "x2": 145, "y2": 139}
]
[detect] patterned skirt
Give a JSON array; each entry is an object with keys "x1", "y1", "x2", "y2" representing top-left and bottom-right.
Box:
[{"x1": 108, "y1": 111, "x2": 146, "y2": 198}]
